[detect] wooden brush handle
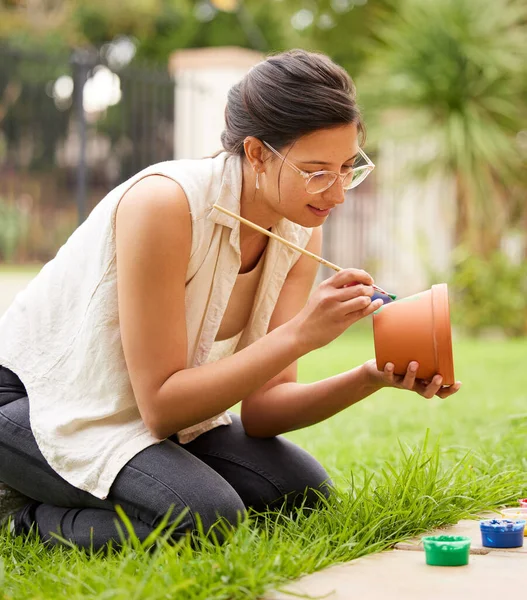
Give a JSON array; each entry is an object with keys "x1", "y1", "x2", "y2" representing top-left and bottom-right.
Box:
[
  {"x1": 212, "y1": 204, "x2": 342, "y2": 272},
  {"x1": 212, "y1": 203, "x2": 396, "y2": 299}
]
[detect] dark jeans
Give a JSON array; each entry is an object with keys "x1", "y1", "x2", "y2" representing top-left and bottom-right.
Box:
[{"x1": 0, "y1": 365, "x2": 332, "y2": 551}]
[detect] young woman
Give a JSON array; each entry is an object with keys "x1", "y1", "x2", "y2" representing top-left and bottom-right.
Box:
[{"x1": 0, "y1": 49, "x2": 461, "y2": 551}]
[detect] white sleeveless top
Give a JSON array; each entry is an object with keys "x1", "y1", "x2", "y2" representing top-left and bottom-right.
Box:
[{"x1": 0, "y1": 152, "x2": 312, "y2": 499}]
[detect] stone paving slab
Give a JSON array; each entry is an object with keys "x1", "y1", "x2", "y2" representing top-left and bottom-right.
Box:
[
  {"x1": 395, "y1": 510, "x2": 527, "y2": 555},
  {"x1": 266, "y1": 512, "x2": 527, "y2": 599},
  {"x1": 265, "y1": 548, "x2": 525, "y2": 600}
]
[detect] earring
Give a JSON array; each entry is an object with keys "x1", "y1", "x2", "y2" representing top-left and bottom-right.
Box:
[{"x1": 255, "y1": 171, "x2": 260, "y2": 190}]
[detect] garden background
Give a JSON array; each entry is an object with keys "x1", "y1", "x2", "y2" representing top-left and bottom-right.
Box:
[{"x1": 0, "y1": 1, "x2": 526, "y2": 598}]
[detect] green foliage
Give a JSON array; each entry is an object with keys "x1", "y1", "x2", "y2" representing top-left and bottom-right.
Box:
[
  {"x1": 296, "y1": 0, "x2": 396, "y2": 80},
  {"x1": 0, "y1": 198, "x2": 30, "y2": 263},
  {"x1": 0, "y1": 200, "x2": 77, "y2": 264},
  {"x1": 359, "y1": 0, "x2": 527, "y2": 252},
  {"x1": 448, "y1": 247, "x2": 527, "y2": 337},
  {"x1": 0, "y1": 0, "x2": 301, "y2": 60}
]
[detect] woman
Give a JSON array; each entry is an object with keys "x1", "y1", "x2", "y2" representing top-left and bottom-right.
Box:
[{"x1": 0, "y1": 49, "x2": 461, "y2": 551}]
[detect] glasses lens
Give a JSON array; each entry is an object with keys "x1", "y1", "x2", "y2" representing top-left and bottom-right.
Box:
[
  {"x1": 306, "y1": 172, "x2": 337, "y2": 194},
  {"x1": 345, "y1": 167, "x2": 371, "y2": 190}
]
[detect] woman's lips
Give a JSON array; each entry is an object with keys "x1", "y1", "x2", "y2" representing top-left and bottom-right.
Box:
[{"x1": 307, "y1": 205, "x2": 333, "y2": 217}]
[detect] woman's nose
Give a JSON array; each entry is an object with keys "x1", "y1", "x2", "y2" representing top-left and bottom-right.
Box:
[{"x1": 323, "y1": 179, "x2": 346, "y2": 205}]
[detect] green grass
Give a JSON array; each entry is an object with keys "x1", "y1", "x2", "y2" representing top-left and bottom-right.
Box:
[
  {"x1": 1, "y1": 329, "x2": 526, "y2": 599},
  {"x1": 292, "y1": 329, "x2": 527, "y2": 481},
  {"x1": 0, "y1": 264, "x2": 42, "y2": 275}
]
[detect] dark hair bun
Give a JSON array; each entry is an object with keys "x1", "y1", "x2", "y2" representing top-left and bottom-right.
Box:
[{"x1": 221, "y1": 49, "x2": 364, "y2": 156}]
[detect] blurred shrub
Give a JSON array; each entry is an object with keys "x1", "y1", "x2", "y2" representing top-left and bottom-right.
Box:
[
  {"x1": 0, "y1": 197, "x2": 31, "y2": 262},
  {"x1": 0, "y1": 197, "x2": 77, "y2": 263},
  {"x1": 24, "y1": 208, "x2": 77, "y2": 263},
  {"x1": 449, "y1": 247, "x2": 527, "y2": 337}
]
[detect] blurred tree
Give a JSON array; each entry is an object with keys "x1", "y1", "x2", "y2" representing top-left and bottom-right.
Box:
[
  {"x1": 358, "y1": 0, "x2": 527, "y2": 255},
  {"x1": 0, "y1": 0, "x2": 171, "y2": 50},
  {"x1": 283, "y1": 0, "x2": 395, "y2": 80},
  {"x1": 0, "y1": 0, "x2": 303, "y2": 59},
  {"x1": 0, "y1": 0, "x2": 397, "y2": 73}
]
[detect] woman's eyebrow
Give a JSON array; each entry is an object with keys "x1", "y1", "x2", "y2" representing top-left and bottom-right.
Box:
[{"x1": 297, "y1": 153, "x2": 359, "y2": 166}]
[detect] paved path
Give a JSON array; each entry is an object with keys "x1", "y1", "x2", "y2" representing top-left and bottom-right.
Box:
[{"x1": 266, "y1": 512, "x2": 525, "y2": 600}]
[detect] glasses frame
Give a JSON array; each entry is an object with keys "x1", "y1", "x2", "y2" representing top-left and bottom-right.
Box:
[{"x1": 262, "y1": 140, "x2": 375, "y2": 194}]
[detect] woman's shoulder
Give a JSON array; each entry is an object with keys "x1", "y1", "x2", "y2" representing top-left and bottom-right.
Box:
[
  {"x1": 115, "y1": 176, "x2": 191, "y2": 248},
  {"x1": 130, "y1": 152, "x2": 233, "y2": 218}
]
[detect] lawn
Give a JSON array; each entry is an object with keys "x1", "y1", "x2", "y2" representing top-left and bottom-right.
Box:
[
  {"x1": 293, "y1": 328, "x2": 527, "y2": 482},
  {"x1": 1, "y1": 321, "x2": 526, "y2": 599}
]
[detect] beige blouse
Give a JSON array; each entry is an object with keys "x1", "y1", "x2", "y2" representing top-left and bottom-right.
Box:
[{"x1": 0, "y1": 153, "x2": 313, "y2": 499}]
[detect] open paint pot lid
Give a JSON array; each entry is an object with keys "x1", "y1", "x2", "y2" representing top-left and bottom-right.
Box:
[
  {"x1": 500, "y1": 508, "x2": 527, "y2": 535},
  {"x1": 421, "y1": 535, "x2": 471, "y2": 566},
  {"x1": 500, "y1": 508, "x2": 527, "y2": 518},
  {"x1": 480, "y1": 519, "x2": 526, "y2": 531}
]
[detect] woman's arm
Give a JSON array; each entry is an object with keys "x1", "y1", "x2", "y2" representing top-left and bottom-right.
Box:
[
  {"x1": 241, "y1": 368, "x2": 385, "y2": 438},
  {"x1": 241, "y1": 227, "x2": 462, "y2": 438},
  {"x1": 116, "y1": 176, "x2": 380, "y2": 440},
  {"x1": 240, "y1": 226, "x2": 385, "y2": 438}
]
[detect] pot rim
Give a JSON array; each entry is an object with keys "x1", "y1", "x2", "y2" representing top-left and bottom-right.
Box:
[{"x1": 431, "y1": 283, "x2": 455, "y2": 385}]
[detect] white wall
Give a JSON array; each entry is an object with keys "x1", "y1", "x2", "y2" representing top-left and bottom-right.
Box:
[{"x1": 170, "y1": 47, "x2": 263, "y2": 159}]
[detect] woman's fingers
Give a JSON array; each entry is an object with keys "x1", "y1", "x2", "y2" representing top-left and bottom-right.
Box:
[
  {"x1": 382, "y1": 364, "x2": 461, "y2": 400},
  {"x1": 401, "y1": 361, "x2": 419, "y2": 389},
  {"x1": 341, "y1": 295, "x2": 383, "y2": 318},
  {"x1": 331, "y1": 268, "x2": 374, "y2": 288},
  {"x1": 420, "y1": 374, "x2": 443, "y2": 398},
  {"x1": 435, "y1": 381, "x2": 462, "y2": 399},
  {"x1": 383, "y1": 362, "x2": 396, "y2": 384},
  {"x1": 336, "y1": 283, "x2": 374, "y2": 301}
]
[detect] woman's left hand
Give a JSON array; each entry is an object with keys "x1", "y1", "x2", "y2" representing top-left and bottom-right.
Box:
[{"x1": 364, "y1": 359, "x2": 462, "y2": 399}]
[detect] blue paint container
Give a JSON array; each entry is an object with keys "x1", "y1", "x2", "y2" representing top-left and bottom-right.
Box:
[{"x1": 480, "y1": 519, "x2": 526, "y2": 548}]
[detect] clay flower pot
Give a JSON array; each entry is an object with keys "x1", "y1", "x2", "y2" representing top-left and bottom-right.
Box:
[{"x1": 372, "y1": 283, "x2": 455, "y2": 385}]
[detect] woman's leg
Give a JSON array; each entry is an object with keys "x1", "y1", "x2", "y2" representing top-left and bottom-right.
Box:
[
  {"x1": 0, "y1": 367, "x2": 245, "y2": 551},
  {"x1": 177, "y1": 413, "x2": 334, "y2": 513}
]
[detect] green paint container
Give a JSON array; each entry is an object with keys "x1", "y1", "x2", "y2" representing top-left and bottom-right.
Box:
[{"x1": 422, "y1": 535, "x2": 471, "y2": 566}]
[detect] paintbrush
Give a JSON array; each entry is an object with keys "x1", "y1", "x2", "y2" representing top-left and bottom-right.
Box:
[{"x1": 212, "y1": 204, "x2": 397, "y2": 300}]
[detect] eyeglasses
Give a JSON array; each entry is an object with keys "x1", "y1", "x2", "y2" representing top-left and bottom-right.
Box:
[{"x1": 262, "y1": 140, "x2": 375, "y2": 194}]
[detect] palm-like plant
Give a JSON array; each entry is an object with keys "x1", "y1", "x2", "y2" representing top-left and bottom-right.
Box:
[{"x1": 359, "y1": 0, "x2": 527, "y2": 255}]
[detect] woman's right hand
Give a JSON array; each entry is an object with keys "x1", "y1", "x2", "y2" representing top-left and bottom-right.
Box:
[{"x1": 291, "y1": 268, "x2": 384, "y2": 353}]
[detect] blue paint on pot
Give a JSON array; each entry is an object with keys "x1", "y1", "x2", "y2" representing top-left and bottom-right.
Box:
[{"x1": 480, "y1": 519, "x2": 526, "y2": 548}]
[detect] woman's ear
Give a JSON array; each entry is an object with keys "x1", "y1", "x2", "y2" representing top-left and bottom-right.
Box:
[{"x1": 243, "y1": 137, "x2": 266, "y2": 174}]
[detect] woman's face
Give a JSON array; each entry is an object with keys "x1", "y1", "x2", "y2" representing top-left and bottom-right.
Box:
[{"x1": 262, "y1": 123, "x2": 360, "y2": 227}]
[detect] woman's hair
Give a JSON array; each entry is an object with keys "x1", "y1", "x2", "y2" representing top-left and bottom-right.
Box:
[{"x1": 221, "y1": 49, "x2": 365, "y2": 156}]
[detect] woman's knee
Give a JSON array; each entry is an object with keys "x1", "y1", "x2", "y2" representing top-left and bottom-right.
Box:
[
  {"x1": 277, "y1": 446, "x2": 333, "y2": 508},
  {"x1": 150, "y1": 486, "x2": 246, "y2": 547},
  {"x1": 189, "y1": 480, "x2": 247, "y2": 534},
  {"x1": 186, "y1": 417, "x2": 333, "y2": 511},
  {"x1": 111, "y1": 463, "x2": 246, "y2": 541}
]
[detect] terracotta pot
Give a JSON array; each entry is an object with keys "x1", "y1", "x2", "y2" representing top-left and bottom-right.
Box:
[{"x1": 372, "y1": 283, "x2": 455, "y2": 385}]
